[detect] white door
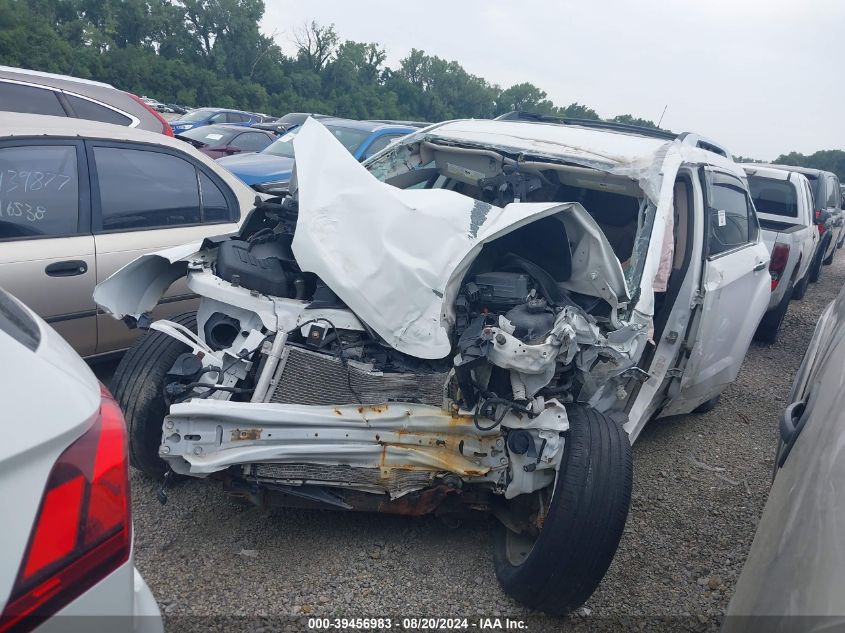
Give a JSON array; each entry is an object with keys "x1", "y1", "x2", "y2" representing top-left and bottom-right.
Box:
[{"x1": 661, "y1": 168, "x2": 771, "y2": 416}]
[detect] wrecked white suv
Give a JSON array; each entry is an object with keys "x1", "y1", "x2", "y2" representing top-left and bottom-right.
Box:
[{"x1": 95, "y1": 115, "x2": 771, "y2": 613}]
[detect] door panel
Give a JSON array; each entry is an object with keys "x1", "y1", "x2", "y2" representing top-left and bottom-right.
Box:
[
  {"x1": 0, "y1": 236, "x2": 96, "y2": 355},
  {"x1": 0, "y1": 140, "x2": 95, "y2": 355},
  {"x1": 662, "y1": 169, "x2": 771, "y2": 415}
]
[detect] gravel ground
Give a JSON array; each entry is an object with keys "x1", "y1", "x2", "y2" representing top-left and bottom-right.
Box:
[{"x1": 96, "y1": 253, "x2": 845, "y2": 632}]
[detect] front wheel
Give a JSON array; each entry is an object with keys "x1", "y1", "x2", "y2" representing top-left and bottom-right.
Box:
[
  {"x1": 493, "y1": 405, "x2": 633, "y2": 614},
  {"x1": 110, "y1": 312, "x2": 196, "y2": 478}
]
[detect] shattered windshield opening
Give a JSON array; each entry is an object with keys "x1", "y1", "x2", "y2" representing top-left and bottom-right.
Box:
[{"x1": 366, "y1": 137, "x2": 656, "y2": 311}]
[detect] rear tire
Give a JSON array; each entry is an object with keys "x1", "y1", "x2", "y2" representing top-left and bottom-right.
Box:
[
  {"x1": 110, "y1": 312, "x2": 196, "y2": 478},
  {"x1": 493, "y1": 405, "x2": 632, "y2": 614},
  {"x1": 809, "y1": 248, "x2": 824, "y2": 283},
  {"x1": 792, "y1": 267, "x2": 809, "y2": 301},
  {"x1": 823, "y1": 248, "x2": 835, "y2": 266},
  {"x1": 754, "y1": 282, "x2": 792, "y2": 344}
]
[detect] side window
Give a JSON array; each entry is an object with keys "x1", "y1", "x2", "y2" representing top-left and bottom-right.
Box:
[
  {"x1": 0, "y1": 145, "x2": 79, "y2": 240},
  {"x1": 827, "y1": 176, "x2": 840, "y2": 208},
  {"x1": 198, "y1": 172, "x2": 232, "y2": 223},
  {"x1": 708, "y1": 179, "x2": 755, "y2": 256},
  {"x1": 65, "y1": 94, "x2": 132, "y2": 126},
  {"x1": 234, "y1": 132, "x2": 272, "y2": 152},
  {"x1": 94, "y1": 147, "x2": 200, "y2": 231},
  {"x1": 0, "y1": 82, "x2": 66, "y2": 117},
  {"x1": 209, "y1": 112, "x2": 226, "y2": 124},
  {"x1": 363, "y1": 134, "x2": 403, "y2": 159}
]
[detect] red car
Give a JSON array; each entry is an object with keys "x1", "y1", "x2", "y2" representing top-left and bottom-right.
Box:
[{"x1": 175, "y1": 124, "x2": 276, "y2": 159}]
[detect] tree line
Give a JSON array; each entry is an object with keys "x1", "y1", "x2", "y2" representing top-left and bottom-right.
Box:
[{"x1": 0, "y1": 0, "x2": 842, "y2": 179}]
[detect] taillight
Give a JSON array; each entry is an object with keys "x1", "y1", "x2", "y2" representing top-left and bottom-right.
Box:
[
  {"x1": 769, "y1": 243, "x2": 790, "y2": 291},
  {"x1": 127, "y1": 92, "x2": 174, "y2": 136},
  {"x1": 0, "y1": 386, "x2": 130, "y2": 633},
  {"x1": 815, "y1": 209, "x2": 827, "y2": 237}
]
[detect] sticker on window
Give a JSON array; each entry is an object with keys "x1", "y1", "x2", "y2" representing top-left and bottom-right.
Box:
[
  {"x1": 205, "y1": 133, "x2": 224, "y2": 141},
  {"x1": 717, "y1": 210, "x2": 726, "y2": 227}
]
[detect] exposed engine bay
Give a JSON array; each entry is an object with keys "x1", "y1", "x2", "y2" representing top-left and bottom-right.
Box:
[{"x1": 94, "y1": 118, "x2": 670, "y2": 516}]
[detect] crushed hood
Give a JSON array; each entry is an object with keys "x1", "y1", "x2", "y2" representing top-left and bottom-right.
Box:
[{"x1": 291, "y1": 119, "x2": 629, "y2": 360}]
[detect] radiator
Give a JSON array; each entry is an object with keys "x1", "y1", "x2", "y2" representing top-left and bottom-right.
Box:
[
  {"x1": 269, "y1": 346, "x2": 447, "y2": 407},
  {"x1": 250, "y1": 463, "x2": 433, "y2": 495}
]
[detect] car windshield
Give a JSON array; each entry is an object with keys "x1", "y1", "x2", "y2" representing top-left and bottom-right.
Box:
[
  {"x1": 178, "y1": 125, "x2": 238, "y2": 145},
  {"x1": 180, "y1": 109, "x2": 214, "y2": 122},
  {"x1": 263, "y1": 124, "x2": 370, "y2": 158},
  {"x1": 748, "y1": 175, "x2": 798, "y2": 218}
]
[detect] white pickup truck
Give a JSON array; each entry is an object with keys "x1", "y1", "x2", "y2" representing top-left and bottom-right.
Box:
[{"x1": 744, "y1": 164, "x2": 819, "y2": 342}]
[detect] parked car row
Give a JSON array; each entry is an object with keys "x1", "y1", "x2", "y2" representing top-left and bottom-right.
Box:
[{"x1": 743, "y1": 163, "x2": 844, "y2": 341}]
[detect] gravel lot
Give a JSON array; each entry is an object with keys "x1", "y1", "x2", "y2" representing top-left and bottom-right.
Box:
[{"x1": 96, "y1": 253, "x2": 845, "y2": 632}]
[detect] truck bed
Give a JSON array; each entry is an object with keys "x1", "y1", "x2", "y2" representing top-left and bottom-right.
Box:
[{"x1": 759, "y1": 218, "x2": 804, "y2": 233}]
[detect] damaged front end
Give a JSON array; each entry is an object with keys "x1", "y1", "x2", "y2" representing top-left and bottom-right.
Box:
[{"x1": 95, "y1": 118, "x2": 656, "y2": 518}]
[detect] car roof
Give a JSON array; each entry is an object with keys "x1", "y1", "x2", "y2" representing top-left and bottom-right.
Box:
[
  {"x1": 189, "y1": 107, "x2": 255, "y2": 116},
  {"x1": 410, "y1": 118, "x2": 744, "y2": 181},
  {"x1": 0, "y1": 112, "x2": 189, "y2": 145},
  {"x1": 0, "y1": 65, "x2": 114, "y2": 89},
  {"x1": 318, "y1": 117, "x2": 415, "y2": 133},
  {"x1": 425, "y1": 118, "x2": 669, "y2": 164},
  {"x1": 0, "y1": 112, "x2": 259, "y2": 199},
  {"x1": 764, "y1": 164, "x2": 829, "y2": 179},
  {"x1": 741, "y1": 164, "x2": 796, "y2": 181}
]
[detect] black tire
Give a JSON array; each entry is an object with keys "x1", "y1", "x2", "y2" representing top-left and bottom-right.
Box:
[
  {"x1": 792, "y1": 266, "x2": 809, "y2": 301},
  {"x1": 110, "y1": 312, "x2": 196, "y2": 478},
  {"x1": 493, "y1": 405, "x2": 632, "y2": 614},
  {"x1": 809, "y1": 248, "x2": 824, "y2": 283},
  {"x1": 754, "y1": 281, "x2": 793, "y2": 344},
  {"x1": 693, "y1": 394, "x2": 721, "y2": 414},
  {"x1": 823, "y1": 247, "x2": 835, "y2": 266}
]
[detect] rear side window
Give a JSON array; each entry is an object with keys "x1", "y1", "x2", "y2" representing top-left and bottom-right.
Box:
[
  {"x1": 748, "y1": 175, "x2": 798, "y2": 218},
  {"x1": 826, "y1": 175, "x2": 841, "y2": 208},
  {"x1": 0, "y1": 82, "x2": 65, "y2": 117},
  {"x1": 708, "y1": 180, "x2": 756, "y2": 256},
  {"x1": 95, "y1": 147, "x2": 200, "y2": 230},
  {"x1": 199, "y1": 172, "x2": 231, "y2": 222},
  {"x1": 805, "y1": 175, "x2": 822, "y2": 209},
  {"x1": 233, "y1": 132, "x2": 272, "y2": 152},
  {"x1": 65, "y1": 94, "x2": 132, "y2": 126},
  {"x1": 93, "y1": 146, "x2": 233, "y2": 230},
  {"x1": 0, "y1": 145, "x2": 79, "y2": 239}
]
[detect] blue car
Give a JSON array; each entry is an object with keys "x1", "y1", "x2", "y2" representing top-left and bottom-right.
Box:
[
  {"x1": 169, "y1": 108, "x2": 260, "y2": 135},
  {"x1": 217, "y1": 117, "x2": 418, "y2": 194}
]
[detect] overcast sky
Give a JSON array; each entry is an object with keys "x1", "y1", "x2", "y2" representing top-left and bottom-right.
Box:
[{"x1": 262, "y1": 0, "x2": 843, "y2": 160}]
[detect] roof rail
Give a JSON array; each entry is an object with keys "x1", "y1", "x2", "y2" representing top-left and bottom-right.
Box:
[
  {"x1": 495, "y1": 111, "x2": 733, "y2": 159},
  {"x1": 495, "y1": 111, "x2": 677, "y2": 141},
  {"x1": 367, "y1": 119, "x2": 432, "y2": 129}
]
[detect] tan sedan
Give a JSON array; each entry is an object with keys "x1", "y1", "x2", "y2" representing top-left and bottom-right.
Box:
[{"x1": 0, "y1": 112, "x2": 259, "y2": 357}]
